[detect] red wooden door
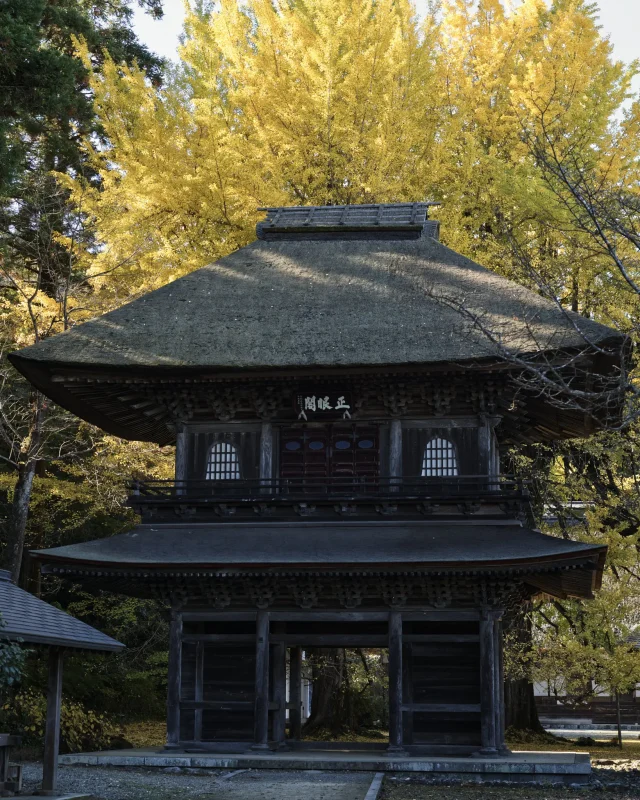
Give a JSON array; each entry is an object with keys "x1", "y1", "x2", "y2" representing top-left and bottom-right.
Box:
[{"x1": 279, "y1": 425, "x2": 379, "y2": 489}]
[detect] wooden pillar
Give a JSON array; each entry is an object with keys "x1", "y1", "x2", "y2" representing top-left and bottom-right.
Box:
[
  {"x1": 389, "y1": 419, "x2": 402, "y2": 491},
  {"x1": 272, "y1": 639, "x2": 287, "y2": 748},
  {"x1": 194, "y1": 641, "x2": 204, "y2": 742},
  {"x1": 41, "y1": 647, "x2": 63, "y2": 795},
  {"x1": 478, "y1": 608, "x2": 499, "y2": 757},
  {"x1": 495, "y1": 617, "x2": 508, "y2": 754},
  {"x1": 387, "y1": 610, "x2": 405, "y2": 753},
  {"x1": 260, "y1": 422, "x2": 273, "y2": 487},
  {"x1": 289, "y1": 646, "x2": 303, "y2": 740},
  {"x1": 166, "y1": 609, "x2": 183, "y2": 749},
  {"x1": 175, "y1": 424, "x2": 188, "y2": 495},
  {"x1": 253, "y1": 610, "x2": 270, "y2": 750},
  {"x1": 402, "y1": 642, "x2": 414, "y2": 745}
]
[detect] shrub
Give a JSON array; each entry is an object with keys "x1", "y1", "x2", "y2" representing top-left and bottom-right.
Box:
[{"x1": 0, "y1": 689, "x2": 120, "y2": 753}]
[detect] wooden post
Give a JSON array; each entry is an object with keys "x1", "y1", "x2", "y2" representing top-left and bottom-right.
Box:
[
  {"x1": 253, "y1": 610, "x2": 271, "y2": 750},
  {"x1": 260, "y1": 422, "x2": 273, "y2": 487},
  {"x1": 402, "y1": 642, "x2": 414, "y2": 745},
  {"x1": 389, "y1": 419, "x2": 402, "y2": 491},
  {"x1": 194, "y1": 641, "x2": 204, "y2": 742},
  {"x1": 478, "y1": 608, "x2": 498, "y2": 756},
  {"x1": 495, "y1": 616, "x2": 508, "y2": 754},
  {"x1": 387, "y1": 610, "x2": 405, "y2": 753},
  {"x1": 166, "y1": 609, "x2": 183, "y2": 749},
  {"x1": 272, "y1": 638, "x2": 287, "y2": 748},
  {"x1": 41, "y1": 647, "x2": 63, "y2": 795},
  {"x1": 289, "y1": 646, "x2": 303, "y2": 740},
  {"x1": 175, "y1": 424, "x2": 188, "y2": 495}
]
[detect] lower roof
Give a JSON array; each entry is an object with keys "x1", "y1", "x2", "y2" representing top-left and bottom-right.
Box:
[
  {"x1": 0, "y1": 570, "x2": 124, "y2": 651},
  {"x1": 32, "y1": 521, "x2": 605, "y2": 573}
]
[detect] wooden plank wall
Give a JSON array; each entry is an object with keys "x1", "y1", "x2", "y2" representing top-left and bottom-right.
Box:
[
  {"x1": 180, "y1": 621, "x2": 257, "y2": 742},
  {"x1": 403, "y1": 620, "x2": 481, "y2": 747}
]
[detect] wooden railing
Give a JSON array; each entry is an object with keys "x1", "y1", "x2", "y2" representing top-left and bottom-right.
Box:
[{"x1": 129, "y1": 475, "x2": 528, "y2": 505}]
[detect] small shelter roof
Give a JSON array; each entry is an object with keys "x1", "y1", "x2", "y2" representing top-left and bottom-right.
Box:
[{"x1": 0, "y1": 570, "x2": 124, "y2": 651}]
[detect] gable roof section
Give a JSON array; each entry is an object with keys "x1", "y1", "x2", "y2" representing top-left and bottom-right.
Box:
[
  {"x1": 0, "y1": 570, "x2": 124, "y2": 651},
  {"x1": 9, "y1": 232, "x2": 622, "y2": 374}
]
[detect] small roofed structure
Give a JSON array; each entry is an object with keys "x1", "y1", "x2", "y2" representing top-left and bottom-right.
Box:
[{"x1": 0, "y1": 570, "x2": 123, "y2": 795}]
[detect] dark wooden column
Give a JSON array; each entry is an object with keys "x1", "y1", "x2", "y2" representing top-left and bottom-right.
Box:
[
  {"x1": 174, "y1": 424, "x2": 187, "y2": 495},
  {"x1": 166, "y1": 609, "x2": 183, "y2": 749},
  {"x1": 387, "y1": 610, "x2": 406, "y2": 753},
  {"x1": 272, "y1": 624, "x2": 287, "y2": 748},
  {"x1": 478, "y1": 608, "x2": 499, "y2": 757},
  {"x1": 260, "y1": 422, "x2": 273, "y2": 488},
  {"x1": 289, "y1": 646, "x2": 303, "y2": 740},
  {"x1": 389, "y1": 419, "x2": 402, "y2": 491},
  {"x1": 194, "y1": 641, "x2": 204, "y2": 742},
  {"x1": 252, "y1": 609, "x2": 271, "y2": 750},
  {"x1": 41, "y1": 647, "x2": 64, "y2": 795},
  {"x1": 495, "y1": 616, "x2": 508, "y2": 754},
  {"x1": 402, "y1": 642, "x2": 414, "y2": 745}
]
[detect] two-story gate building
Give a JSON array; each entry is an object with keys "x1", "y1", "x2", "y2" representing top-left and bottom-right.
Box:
[{"x1": 11, "y1": 203, "x2": 624, "y2": 756}]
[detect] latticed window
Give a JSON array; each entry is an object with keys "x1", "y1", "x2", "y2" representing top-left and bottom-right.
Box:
[
  {"x1": 206, "y1": 442, "x2": 240, "y2": 480},
  {"x1": 421, "y1": 437, "x2": 458, "y2": 477}
]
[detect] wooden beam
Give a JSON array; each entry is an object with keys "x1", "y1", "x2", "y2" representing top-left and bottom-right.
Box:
[
  {"x1": 387, "y1": 610, "x2": 405, "y2": 753},
  {"x1": 402, "y1": 610, "x2": 480, "y2": 622},
  {"x1": 41, "y1": 647, "x2": 64, "y2": 795},
  {"x1": 271, "y1": 634, "x2": 388, "y2": 647},
  {"x1": 166, "y1": 610, "x2": 183, "y2": 749},
  {"x1": 400, "y1": 703, "x2": 481, "y2": 713},
  {"x1": 289, "y1": 647, "x2": 303, "y2": 741},
  {"x1": 252, "y1": 610, "x2": 270, "y2": 750}
]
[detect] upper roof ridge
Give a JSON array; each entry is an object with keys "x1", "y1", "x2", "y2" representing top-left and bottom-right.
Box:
[{"x1": 256, "y1": 202, "x2": 441, "y2": 240}]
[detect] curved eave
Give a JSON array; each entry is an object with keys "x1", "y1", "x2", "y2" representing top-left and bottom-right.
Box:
[
  {"x1": 9, "y1": 340, "x2": 628, "y2": 445},
  {"x1": 2, "y1": 631, "x2": 124, "y2": 652}
]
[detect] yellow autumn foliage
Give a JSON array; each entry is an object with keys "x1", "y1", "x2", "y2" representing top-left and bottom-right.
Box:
[{"x1": 62, "y1": 0, "x2": 637, "y2": 323}]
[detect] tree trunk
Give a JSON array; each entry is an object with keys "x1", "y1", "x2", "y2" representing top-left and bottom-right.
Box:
[
  {"x1": 615, "y1": 692, "x2": 622, "y2": 748},
  {"x1": 303, "y1": 648, "x2": 345, "y2": 734},
  {"x1": 504, "y1": 609, "x2": 545, "y2": 735},
  {"x1": 1, "y1": 400, "x2": 43, "y2": 583},
  {"x1": 504, "y1": 677, "x2": 545, "y2": 733}
]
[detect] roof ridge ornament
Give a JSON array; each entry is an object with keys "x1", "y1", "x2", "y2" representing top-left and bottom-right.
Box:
[{"x1": 256, "y1": 202, "x2": 441, "y2": 241}]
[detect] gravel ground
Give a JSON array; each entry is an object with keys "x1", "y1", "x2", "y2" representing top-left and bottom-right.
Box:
[
  {"x1": 21, "y1": 764, "x2": 376, "y2": 800},
  {"x1": 382, "y1": 759, "x2": 640, "y2": 800},
  {"x1": 20, "y1": 759, "x2": 640, "y2": 800}
]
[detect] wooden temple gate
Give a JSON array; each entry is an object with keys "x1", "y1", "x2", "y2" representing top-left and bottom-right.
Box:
[{"x1": 167, "y1": 608, "x2": 506, "y2": 755}]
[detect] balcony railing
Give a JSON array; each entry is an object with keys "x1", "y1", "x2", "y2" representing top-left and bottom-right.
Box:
[{"x1": 129, "y1": 475, "x2": 528, "y2": 513}]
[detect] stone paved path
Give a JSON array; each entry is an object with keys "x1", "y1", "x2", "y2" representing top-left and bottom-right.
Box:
[{"x1": 21, "y1": 764, "x2": 377, "y2": 800}]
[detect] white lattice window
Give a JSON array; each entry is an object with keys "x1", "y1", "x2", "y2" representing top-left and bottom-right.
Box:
[
  {"x1": 421, "y1": 437, "x2": 458, "y2": 477},
  {"x1": 206, "y1": 442, "x2": 240, "y2": 480}
]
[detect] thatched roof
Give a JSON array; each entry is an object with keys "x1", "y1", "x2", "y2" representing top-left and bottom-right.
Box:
[{"x1": 10, "y1": 226, "x2": 621, "y2": 373}]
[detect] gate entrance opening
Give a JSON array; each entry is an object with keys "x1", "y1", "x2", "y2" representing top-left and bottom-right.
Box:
[{"x1": 178, "y1": 615, "x2": 486, "y2": 753}]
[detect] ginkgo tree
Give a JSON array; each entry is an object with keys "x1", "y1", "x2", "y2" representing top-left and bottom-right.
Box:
[{"x1": 4, "y1": 0, "x2": 640, "y2": 732}]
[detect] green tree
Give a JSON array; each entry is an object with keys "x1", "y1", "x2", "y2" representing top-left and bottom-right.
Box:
[{"x1": 0, "y1": 0, "x2": 164, "y2": 582}]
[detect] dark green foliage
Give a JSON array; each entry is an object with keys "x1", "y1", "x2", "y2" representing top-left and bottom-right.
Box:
[{"x1": 0, "y1": 0, "x2": 163, "y2": 190}]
